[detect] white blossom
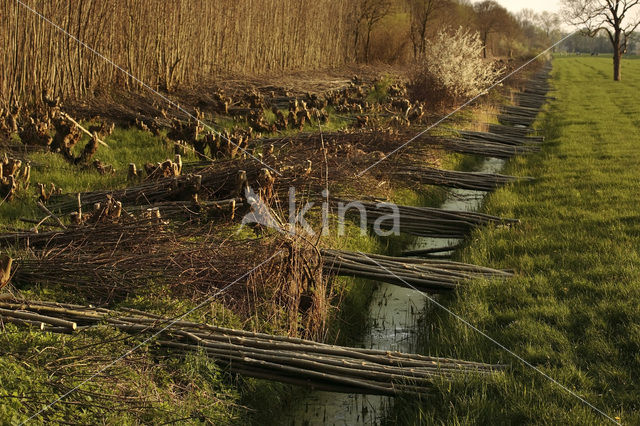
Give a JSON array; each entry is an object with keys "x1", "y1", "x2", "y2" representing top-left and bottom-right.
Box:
[{"x1": 415, "y1": 27, "x2": 503, "y2": 103}]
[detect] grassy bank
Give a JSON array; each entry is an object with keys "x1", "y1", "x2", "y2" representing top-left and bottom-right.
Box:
[{"x1": 388, "y1": 56, "x2": 640, "y2": 424}]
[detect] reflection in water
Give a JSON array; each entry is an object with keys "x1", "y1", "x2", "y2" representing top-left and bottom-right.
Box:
[{"x1": 286, "y1": 158, "x2": 505, "y2": 425}]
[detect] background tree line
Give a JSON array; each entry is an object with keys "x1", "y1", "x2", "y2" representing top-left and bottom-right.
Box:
[
  {"x1": 560, "y1": 33, "x2": 639, "y2": 55},
  {"x1": 348, "y1": 1, "x2": 563, "y2": 63},
  {"x1": 1, "y1": 0, "x2": 560, "y2": 107}
]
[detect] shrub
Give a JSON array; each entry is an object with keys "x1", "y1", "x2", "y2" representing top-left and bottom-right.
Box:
[
  {"x1": 409, "y1": 27, "x2": 504, "y2": 107},
  {"x1": 367, "y1": 75, "x2": 394, "y2": 103}
]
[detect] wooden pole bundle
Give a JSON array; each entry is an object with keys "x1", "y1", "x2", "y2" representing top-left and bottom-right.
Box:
[
  {"x1": 499, "y1": 88, "x2": 549, "y2": 125},
  {"x1": 335, "y1": 199, "x2": 519, "y2": 239},
  {"x1": 438, "y1": 137, "x2": 539, "y2": 158},
  {"x1": 511, "y1": 66, "x2": 552, "y2": 111},
  {"x1": 488, "y1": 124, "x2": 534, "y2": 138},
  {"x1": 0, "y1": 210, "x2": 236, "y2": 252},
  {"x1": 322, "y1": 249, "x2": 512, "y2": 293},
  {"x1": 46, "y1": 157, "x2": 263, "y2": 214},
  {"x1": 522, "y1": 79, "x2": 552, "y2": 97},
  {"x1": 392, "y1": 166, "x2": 532, "y2": 192},
  {"x1": 46, "y1": 174, "x2": 205, "y2": 214},
  {"x1": 0, "y1": 218, "x2": 167, "y2": 249},
  {"x1": 523, "y1": 82, "x2": 551, "y2": 95},
  {"x1": 497, "y1": 114, "x2": 537, "y2": 128},
  {"x1": 0, "y1": 299, "x2": 505, "y2": 396},
  {"x1": 0, "y1": 223, "x2": 331, "y2": 339},
  {"x1": 500, "y1": 105, "x2": 541, "y2": 120},
  {"x1": 3, "y1": 223, "x2": 293, "y2": 304},
  {"x1": 122, "y1": 198, "x2": 241, "y2": 219},
  {"x1": 515, "y1": 93, "x2": 554, "y2": 110},
  {"x1": 456, "y1": 130, "x2": 543, "y2": 146},
  {"x1": 401, "y1": 243, "x2": 464, "y2": 258}
]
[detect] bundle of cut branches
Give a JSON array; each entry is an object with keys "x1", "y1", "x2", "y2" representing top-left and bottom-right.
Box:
[
  {"x1": 3, "y1": 222, "x2": 328, "y2": 339},
  {"x1": 497, "y1": 113, "x2": 537, "y2": 128},
  {"x1": 523, "y1": 81, "x2": 551, "y2": 97},
  {"x1": 515, "y1": 92, "x2": 554, "y2": 110},
  {"x1": 0, "y1": 218, "x2": 169, "y2": 249},
  {"x1": 250, "y1": 128, "x2": 443, "y2": 167},
  {"x1": 497, "y1": 70, "x2": 550, "y2": 127},
  {"x1": 322, "y1": 249, "x2": 512, "y2": 293},
  {"x1": 488, "y1": 124, "x2": 534, "y2": 138},
  {"x1": 44, "y1": 129, "x2": 438, "y2": 218},
  {"x1": 0, "y1": 298, "x2": 505, "y2": 396},
  {"x1": 456, "y1": 130, "x2": 543, "y2": 146},
  {"x1": 10, "y1": 227, "x2": 261, "y2": 302},
  {"x1": 500, "y1": 105, "x2": 541, "y2": 119},
  {"x1": 256, "y1": 127, "x2": 534, "y2": 163},
  {"x1": 391, "y1": 166, "x2": 531, "y2": 192},
  {"x1": 336, "y1": 199, "x2": 519, "y2": 239},
  {"x1": 437, "y1": 137, "x2": 539, "y2": 158},
  {"x1": 46, "y1": 158, "x2": 265, "y2": 214}
]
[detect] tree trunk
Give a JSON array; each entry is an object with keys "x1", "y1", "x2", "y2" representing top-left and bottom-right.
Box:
[
  {"x1": 365, "y1": 26, "x2": 372, "y2": 62},
  {"x1": 482, "y1": 32, "x2": 488, "y2": 59},
  {"x1": 613, "y1": 30, "x2": 621, "y2": 81},
  {"x1": 613, "y1": 48, "x2": 621, "y2": 81}
]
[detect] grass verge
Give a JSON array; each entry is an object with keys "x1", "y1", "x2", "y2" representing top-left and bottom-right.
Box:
[{"x1": 386, "y1": 56, "x2": 640, "y2": 425}]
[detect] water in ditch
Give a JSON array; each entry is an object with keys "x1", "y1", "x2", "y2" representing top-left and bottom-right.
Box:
[{"x1": 284, "y1": 157, "x2": 505, "y2": 425}]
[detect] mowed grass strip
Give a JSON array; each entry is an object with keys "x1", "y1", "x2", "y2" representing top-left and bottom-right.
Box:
[{"x1": 393, "y1": 57, "x2": 640, "y2": 425}]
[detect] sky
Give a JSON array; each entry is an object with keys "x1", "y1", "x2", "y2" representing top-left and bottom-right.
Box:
[
  {"x1": 495, "y1": 0, "x2": 563, "y2": 16},
  {"x1": 494, "y1": 0, "x2": 573, "y2": 30}
]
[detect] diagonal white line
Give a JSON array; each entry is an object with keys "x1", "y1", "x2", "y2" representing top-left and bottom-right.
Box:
[
  {"x1": 355, "y1": 250, "x2": 621, "y2": 425},
  {"x1": 20, "y1": 250, "x2": 285, "y2": 425},
  {"x1": 15, "y1": 0, "x2": 281, "y2": 176},
  {"x1": 355, "y1": 31, "x2": 578, "y2": 178}
]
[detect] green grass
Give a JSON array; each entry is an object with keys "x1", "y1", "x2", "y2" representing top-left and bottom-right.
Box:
[
  {"x1": 0, "y1": 325, "x2": 244, "y2": 424},
  {"x1": 0, "y1": 126, "x2": 185, "y2": 228},
  {"x1": 367, "y1": 74, "x2": 394, "y2": 104},
  {"x1": 386, "y1": 56, "x2": 640, "y2": 425}
]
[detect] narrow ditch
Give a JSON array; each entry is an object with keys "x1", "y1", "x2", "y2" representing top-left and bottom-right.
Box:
[{"x1": 283, "y1": 156, "x2": 506, "y2": 425}]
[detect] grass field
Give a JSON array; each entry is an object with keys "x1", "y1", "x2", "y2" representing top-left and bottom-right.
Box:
[{"x1": 387, "y1": 56, "x2": 640, "y2": 425}]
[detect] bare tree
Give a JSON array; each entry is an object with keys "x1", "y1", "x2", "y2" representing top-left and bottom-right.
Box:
[
  {"x1": 563, "y1": 0, "x2": 640, "y2": 80},
  {"x1": 517, "y1": 8, "x2": 538, "y2": 26},
  {"x1": 473, "y1": 1, "x2": 513, "y2": 58},
  {"x1": 517, "y1": 9, "x2": 543, "y2": 45},
  {"x1": 358, "y1": 0, "x2": 393, "y2": 61},
  {"x1": 537, "y1": 11, "x2": 562, "y2": 38},
  {"x1": 407, "y1": 0, "x2": 449, "y2": 59}
]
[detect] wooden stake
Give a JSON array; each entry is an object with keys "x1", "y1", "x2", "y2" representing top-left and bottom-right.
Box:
[
  {"x1": 60, "y1": 112, "x2": 109, "y2": 148},
  {"x1": 36, "y1": 201, "x2": 67, "y2": 229}
]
